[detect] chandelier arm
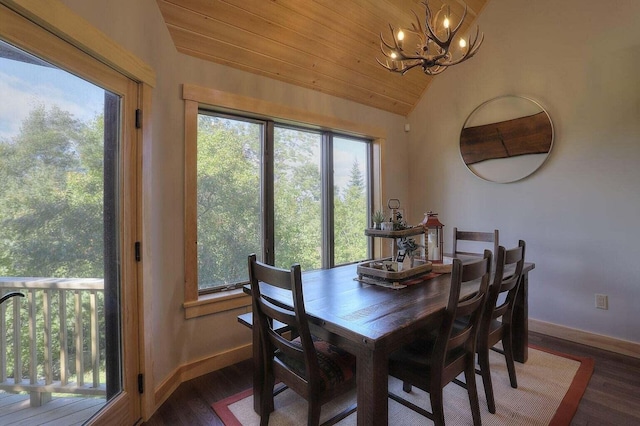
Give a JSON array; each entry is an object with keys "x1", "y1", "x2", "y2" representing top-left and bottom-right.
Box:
[
  {"x1": 410, "y1": 9, "x2": 426, "y2": 43},
  {"x1": 396, "y1": 49, "x2": 433, "y2": 61},
  {"x1": 376, "y1": 57, "x2": 424, "y2": 75},
  {"x1": 424, "y1": 66, "x2": 447, "y2": 75},
  {"x1": 376, "y1": 57, "x2": 395, "y2": 71},
  {"x1": 424, "y1": 22, "x2": 449, "y2": 50},
  {"x1": 449, "y1": 5, "x2": 468, "y2": 36},
  {"x1": 434, "y1": 27, "x2": 483, "y2": 66},
  {"x1": 385, "y1": 24, "x2": 402, "y2": 51},
  {"x1": 401, "y1": 61, "x2": 427, "y2": 75},
  {"x1": 379, "y1": 38, "x2": 427, "y2": 63},
  {"x1": 424, "y1": 4, "x2": 449, "y2": 48},
  {"x1": 379, "y1": 34, "x2": 396, "y2": 52},
  {"x1": 425, "y1": 4, "x2": 468, "y2": 52}
]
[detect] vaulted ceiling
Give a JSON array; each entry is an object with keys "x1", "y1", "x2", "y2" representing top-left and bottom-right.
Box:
[{"x1": 157, "y1": 0, "x2": 488, "y2": 117}]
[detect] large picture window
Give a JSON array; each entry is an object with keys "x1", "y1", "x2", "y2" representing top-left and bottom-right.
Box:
[
  {"x1": 195, "y1": 112, "x2": 372, "y2": 293},
  {"x1": 182, "y1": 85, "x2": 385, "y2": 317}
]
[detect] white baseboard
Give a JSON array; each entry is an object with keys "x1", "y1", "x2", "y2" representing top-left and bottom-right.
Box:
[{"x1": 529, "y1": 318, "x2": 640, "y2": 359}]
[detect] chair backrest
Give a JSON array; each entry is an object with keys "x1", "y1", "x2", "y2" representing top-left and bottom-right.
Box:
[
  {"x1": 481, "y1": 241, "x2": 526, "y2": 336},
  {"x1": 434, "y1": 250, "x2": 492, "y2": 383},
  {"x1": 453, "y1": 227, "x2": 499, "y2": 257},
  {"x1": 248, "y1": 254, "x2": 320, "y2": 394}
]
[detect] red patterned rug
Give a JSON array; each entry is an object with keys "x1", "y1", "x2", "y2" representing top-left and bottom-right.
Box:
[{"x1": 213, "y1": 345, "x2": 593, "y2": 425}]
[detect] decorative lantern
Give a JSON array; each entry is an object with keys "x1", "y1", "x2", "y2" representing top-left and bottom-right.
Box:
[
  {"x1": 387, "y1": 198, "x2": 402, "y2": 229},
  {"x1": 422, "y1": 211, "x2": 444, "y2": 261}
]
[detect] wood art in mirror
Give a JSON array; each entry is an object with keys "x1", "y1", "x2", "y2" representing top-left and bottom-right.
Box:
[{"x1": 460, "y1": 96, "x2": 553, "y2": 183}]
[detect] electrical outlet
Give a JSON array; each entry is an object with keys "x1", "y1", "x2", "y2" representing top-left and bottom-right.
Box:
[{"x1": 595, "y1": 294, "x2": 608, "y2": 310}]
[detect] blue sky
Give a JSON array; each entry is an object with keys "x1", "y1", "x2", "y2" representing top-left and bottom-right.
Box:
[
  {"x1": 1, "y1": 40, "x2": 367, "y2": 193},
  {"x1": 0, "y1": 41, "x2": 105, "y2": 140}
]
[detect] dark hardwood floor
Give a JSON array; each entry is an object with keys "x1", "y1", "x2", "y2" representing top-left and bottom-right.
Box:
[{"x1": 143, "y1": 331, "x2": 640, "y2": 425}]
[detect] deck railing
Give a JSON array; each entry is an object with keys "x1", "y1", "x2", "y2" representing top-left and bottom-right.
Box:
[{"x1": 0, "y1": 278, "x2": 106, "y2": 407}]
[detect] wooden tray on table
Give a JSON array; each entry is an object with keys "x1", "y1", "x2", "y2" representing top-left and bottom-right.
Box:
[{"x1": 357, "y1": 259, "x2": 432, "y2": 289}]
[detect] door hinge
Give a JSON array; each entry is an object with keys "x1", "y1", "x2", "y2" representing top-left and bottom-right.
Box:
[
  {"x1": 135, "y1": 241, "x2": 141, "y2": 262},
  {"x1": 138, "y1": 373, "x2": 144, "y2": 394},
  {"x1": 135, "y1": 109, "x2": 142, "y2": 129}
]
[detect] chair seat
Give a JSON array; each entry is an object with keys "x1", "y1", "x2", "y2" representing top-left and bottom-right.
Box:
[
  {"x1": 275, "y1": 336, "x2": 356, "y2": 392},
  {"x1": 389, "y1": 338, "x2": 467, "y2": 377},
  {"x1": 455, "y1": 317, "x2": 502, "y2": 334}
]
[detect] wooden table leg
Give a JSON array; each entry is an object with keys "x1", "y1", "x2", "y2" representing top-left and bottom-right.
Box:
[
  {"x1": 357, "y1": 348, "x2": 388, "y2": 426},
  {"x1": 512, "y1": 271, "x2": 529, "y2": 363}
]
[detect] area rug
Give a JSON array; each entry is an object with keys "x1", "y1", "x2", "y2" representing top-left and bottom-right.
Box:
[{"x1": 212, "y1": 345, "x2": 593, "y2": 425}]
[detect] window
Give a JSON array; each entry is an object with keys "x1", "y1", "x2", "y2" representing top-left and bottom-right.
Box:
[
  {"x1": 182, "y1": 84, "x2": 386, "y2": 316},
  {"x1": 195, "y1": 113, "x2": 371, "y2": 292},
  {"x1": 273, "y1": 126, "x2": 323, "y2": 270},
  {"x1": 196, "y1": 113, "x2": 263, "y2": 291},
  {"x1": 332, "y1": 136, "x2": 370, "y2": 266}
]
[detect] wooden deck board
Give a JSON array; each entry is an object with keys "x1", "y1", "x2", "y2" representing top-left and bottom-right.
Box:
[{"x1": 0, "y1": 391, "x2": 105, "y2": 425}]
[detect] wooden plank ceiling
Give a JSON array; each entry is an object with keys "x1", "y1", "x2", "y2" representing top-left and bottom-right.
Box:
[{"x1": 157, "y1": 0, "x2": 488, "y2": 117}]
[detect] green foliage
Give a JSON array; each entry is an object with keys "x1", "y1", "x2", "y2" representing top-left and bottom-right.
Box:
[
  {"x1": 273, "y1": 127, "x2": 322, "y2": 270},
  {"x1": 196, "y1": 115, "x2": 262, "y2": 287},
  {"x1": 196, "y1": 118, "x2": 370, "y2": 277},
  {"x1": 0, "y1": 104, "x2": 106, "y2": 381},
  {"x1": 372, "y1": 210, "x2": 385, "y2": 224},
  {"x1": 0, "y1": 105, "x2": 104, "y2": 278},
  {"x1": 334, "y1": 159, "x2": 368, "y2": 265}
]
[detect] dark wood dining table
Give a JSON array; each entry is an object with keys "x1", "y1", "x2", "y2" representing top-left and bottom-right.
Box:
[{"x1": 248, "y1": 258, "x2": 534, "y2": 426}]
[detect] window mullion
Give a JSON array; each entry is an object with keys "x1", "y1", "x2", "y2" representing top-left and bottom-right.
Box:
[
  {"x1": 367, "y1": 142, "x2": 374, "y2": 260},
  {"x1": 322, "y1": 132, "x2": 334, "y2": 269},
  {"x1": 264, "y1": 120, "x2": 275, "y2": 266}
]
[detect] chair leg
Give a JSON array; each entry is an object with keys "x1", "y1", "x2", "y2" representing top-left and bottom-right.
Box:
[
  {"x1": 259, "y1": 391, "x2": 271, "y2": 426},
  {"x1": 503, "y1": 332, "x2": 518, "y2": 388},
  {"x1": 478, "y1": 345, "x2": 496, "y2": 414},
  {"x1": 465, "y1": 360, "x2": 482, "y2": 426},
  {"x1": 403, "y1": 381, "x2": 412, "y2": 393},
  {"x1": 429, "y1": 385, "x2": 445, "y2": 426},
  {"x1": 260, "y1": 370, "x2": 275, "y2": 424},
  {"x1": 308, "y1": 401, "x2": 321, "y2": 426}
]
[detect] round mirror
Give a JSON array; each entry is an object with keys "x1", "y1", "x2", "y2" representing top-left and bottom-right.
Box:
[{"x1": 460, "y1": 96, "x2": 554, "y2": 183}]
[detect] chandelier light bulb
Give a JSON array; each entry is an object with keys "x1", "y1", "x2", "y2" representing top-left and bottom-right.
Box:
[
  {"x1": 443, "y1": 17, "x2": 450, "y2": 29},
  {"x1": 459, "y1": 38, "x2": 467, "y2": 48},
  {"x1": 397, "y1": 30, "x2": 405, "y2": 41},
  {"x1": 391, "y1": 52, "x2": 397, "y2": 59}
]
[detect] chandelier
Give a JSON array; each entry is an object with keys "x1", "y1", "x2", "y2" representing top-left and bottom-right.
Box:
[{"x1": 377, "y1": 1, "x2": 484, "y2": 76}]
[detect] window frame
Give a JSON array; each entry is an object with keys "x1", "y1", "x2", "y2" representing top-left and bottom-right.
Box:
[{"x1": 182, "y1": 84, "x2": 387, "y2": 318}]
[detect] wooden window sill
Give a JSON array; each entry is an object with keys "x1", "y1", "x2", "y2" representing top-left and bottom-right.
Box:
[{"x1": 183, "y1": 289, "x2": 251, "y2": 319}]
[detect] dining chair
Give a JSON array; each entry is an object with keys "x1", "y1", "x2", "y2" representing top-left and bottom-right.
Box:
[
  {"x1": 473, "y1": 240, "x2": 526, "y2": 414},
  {"x1": 453, "y1": 227, "x2": 499, "y2": 257},
  {"x1": 388, "y1": 251, "x2": 492, "y2": 426},
  {"x1": 248, "y1": 254, "x2": 357, "y2": 426}
]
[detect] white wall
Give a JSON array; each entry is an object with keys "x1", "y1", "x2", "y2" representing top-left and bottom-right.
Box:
[
  {"x1": 408, "y1": 0, "x2": 640, "y2": 344},
  {"x1": 59, "y1": 0, "x2": 409, "y2": 395}
]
